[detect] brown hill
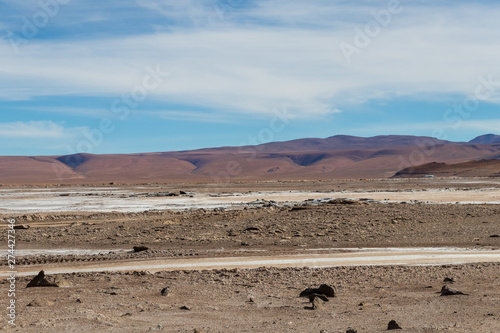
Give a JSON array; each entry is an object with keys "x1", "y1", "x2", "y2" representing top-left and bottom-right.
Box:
[
  {"x1": 191, "y1": 135, "x2": 454, "y2": 153},
  {"x1": 469, "y1": 134, "x2": 500, "y2": 144},
  {"x1": 393, "y1": 159, "x2": 500, "y2": 178},
  {"x1": 1, "y1": 135, "x2": 500, "y2": 185}
]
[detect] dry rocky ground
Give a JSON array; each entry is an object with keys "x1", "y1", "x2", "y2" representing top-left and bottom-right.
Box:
[{"x1": 1, "y1": 179, "x2": 500, "y2": 332}]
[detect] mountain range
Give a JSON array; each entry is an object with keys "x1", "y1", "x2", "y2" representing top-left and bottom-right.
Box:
[{"x1": 1, "y1": 134, "x2": 499, "y2": 184}]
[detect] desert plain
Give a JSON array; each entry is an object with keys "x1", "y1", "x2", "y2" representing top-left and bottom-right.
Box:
[{"x1": 1, "y1": 178, "x2": 500, "y2": 332}]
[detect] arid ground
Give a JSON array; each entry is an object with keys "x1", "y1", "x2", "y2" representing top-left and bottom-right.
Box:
[{"x1": 1, "y1": 178, "x2": 500, "y2": 332}]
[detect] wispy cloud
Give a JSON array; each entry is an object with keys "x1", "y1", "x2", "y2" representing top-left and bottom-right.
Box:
[
  {"x1": 1, "y1": 0, "x2": 499, "y2": 155},
  {"x1": 10, "y1": 106, "x2": 110, "y2": 118},
  {"x1": 148, "y1": 110, "x2": 235, "y2": 123},
  {"x1": 2, "y1": 1, "x2": 500, "y2": 120},
  {"x1": 0, "y1": 121, "x2": 83, "y2": 139}
]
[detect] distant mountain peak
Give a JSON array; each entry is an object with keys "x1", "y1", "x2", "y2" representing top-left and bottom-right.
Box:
[{"x1": 469, "y1": 134, "x2": 500, "y2": 144}]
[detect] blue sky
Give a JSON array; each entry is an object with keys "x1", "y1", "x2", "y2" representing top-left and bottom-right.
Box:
[{"x1": 1, "y1": 0, "x2": 500, "y2": 156}]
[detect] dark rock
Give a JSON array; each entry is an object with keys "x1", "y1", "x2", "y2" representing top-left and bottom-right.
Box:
[
  {"x1": 318, "y1": 284, "x2": 336, "y2": 297},
  {"x1": 14, "y1": 224, "x2": 30, "y2": 230},
  {"x1": 180, "y1": 306, "x2": 191, "y2": 311},
  {"x1": 440, "y1": 285, "x2": 467, "y2": 296},
  {"x1": 26, "y1": 271, "x2": 58, "y2": 288},
  {"x1": 160, "y1": 287, "x2": 169, "y2": 296},
  {"x1": 300, "y1": 284, "x2": 336, "y2": 298},
  {"x1": 443, "y1": 277, "x2": 454, "y2": 283},
  {"x1": 133, "y1": 246, "x2": 149, "y2": 253},
  {"x1": 490, "y1": 234, "x2": 499, "y2": 238},
  {"x1": 346, "y1": 329, "x2": 358, "y2": 333},
  {"x1": 300, "y1": 288, "x2": 317, "y2": 297},
  {"x1": 387, "y1": 320, "x2": 402, "y2": 330},
  {"x1": 290, "y1": 206, "x2": 308, "y2": 211}
]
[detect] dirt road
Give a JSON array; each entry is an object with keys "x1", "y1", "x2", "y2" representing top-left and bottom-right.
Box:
[{"x1": 3, "y1": 247, "x2": 499, "y2": 277}]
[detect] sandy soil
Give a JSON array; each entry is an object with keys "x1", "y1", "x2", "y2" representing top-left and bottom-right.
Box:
[{"x1": 1, "y1": 179, "x2": 500, "y2": 332}]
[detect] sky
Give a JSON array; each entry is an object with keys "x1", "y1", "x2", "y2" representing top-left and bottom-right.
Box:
[{"x1": 1, "y1": 0, "x2": 500, "y2": 156}]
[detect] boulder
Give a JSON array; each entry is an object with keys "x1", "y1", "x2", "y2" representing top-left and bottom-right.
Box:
[
  {"x1": 440, "y1": 285, "x2": 467, "y2": 296},
  {"x1": 300, "y1": 284, "x2": 336, "y2": 298},
  {"x1": 26, "y1": 271, "x2": 57, "y2": 288},
  {"x1": 387, "y1": 320, "x2": 402, "y2": 330},
  {"x1": 14, "y1": 224, "x2": 30, "y2": 230},
  {"x1": 312, "y1": 296, "x2": 324, "y2": 310},
  {"x1": 160, "y1": 287, "x2": 169, "y2": 296},
  {"x1": 133, "y1": 246, "x2": 149, "y2": 253},
  {"x1": 317, "y1": 284, "x2": 336, "y2": 297}
]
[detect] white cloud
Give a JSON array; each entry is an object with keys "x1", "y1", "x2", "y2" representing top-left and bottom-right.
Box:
[
  {"x1": 2, "y1": 1, "x2": 500, "y2": 120},
  {"x1": 0, "y1": 121, "x2": 82, "y2": 139}
]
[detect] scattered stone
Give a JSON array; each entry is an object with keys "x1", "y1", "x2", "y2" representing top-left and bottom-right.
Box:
[
  {"x1": 149, "y1": 324, "x2": 164, "y2": 331},
  {"x1": 26, "y1": 271, "x2": 57, "y2": 288},
  {"x1": 327, "y1": 198, "x2": 359, "y2": 205},
  {"x1": 76, "y1": 299, "x2": 82, "y2": 303},
  {"x1": 312, "y1": 296, "x2": 324, "y2": 310},
  {"x1": 147, "y1": 192, "x2": 178, "y2": 197},
  {"x1": 121, "y1": 313, "x2": 132, "y2": 317},
  {"x1": 54, "y1": 276, "x2": 72, "y2": 287},
  {"x1": 133, "y1": 246, "x2": 149, "y2": 253},
  {"x1": 290, "y1": 206, "x2": 308, "y2": 211},
  {"x1": 180, "y1": 306, "x2": 191, "y2": 311},
  {"x1": 443, "y1": 277, "x2": 455, "y2": 283},
  {"x1": 346, "y1": 329, "x2": 358, "y2": 333},
  {"x1": 27, "y1": 298, "x2": 55, "y2": 307},
  {"x1": 160, "y1": 287, "x2": 169, "y2": 296},
  {"x1": 440, "y1": 285, "x2": 468, "y2": 296},
  {"x1": 387, "y1": 320, "x2": 402, "y2": 330},
  {"x1": 14, "y1": 224, "x2": 30, "y2": 230},
  {"x1": 490, "y1": 234, "x2": 499, "y2": 238}
]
